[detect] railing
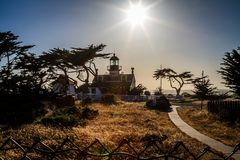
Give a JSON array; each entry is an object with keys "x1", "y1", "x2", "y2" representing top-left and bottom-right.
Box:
[
  {"x1": 207, "y1": 100, "x2": 240, "y2": 122},
  {"x1": 121, "y1": 95, "x2": 150, "y2": 102},
  {"x1": 120, "y1": 95, "x2": 185, "y2": 102},
  {"x1": 0, "y1": 136, "x2": 239, "y2": 159}
]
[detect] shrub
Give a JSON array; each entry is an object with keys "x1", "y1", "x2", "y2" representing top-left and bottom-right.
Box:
[
  {"x1": 81, "y1": 97, "x2": 92, "y2": 106},
  {"x1": 145, "y1": 100, "x2": 155, "y2": 108},
  {"x1": 101, "y1": 94, "x2": 117, "y2": 104},
  {"x1": 55, "y1": 95, "x2": 75, "y2": 107},
  {"x1": 144, "y1": 90, "x2": 151, "y2": 96},
  {"x1": 146, "y1": 95, "x2": 171, "y2": 111},
  {"x1": 40, "y1": 114, "x2": 79, "y2": 127},
  {"x1": 38, "y1": 106, "x2": 98, "y2": 127},
  {"x1": 156, "y1": 95, "x2": 171, "y2": 110},
  {"x1": 81, "y1": 107, "x2": 99, "y2": 119},
  {"x1": 0, "y1": 99, "x2": 45, "y2": 125}
]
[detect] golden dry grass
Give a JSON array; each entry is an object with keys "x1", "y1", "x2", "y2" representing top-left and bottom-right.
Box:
[
  {"x1": 177, "y1": 104, "x2": 240, "y2": 147},
  {"x1": 0, "y1": 102, "x2": 224, "y2": 159}
]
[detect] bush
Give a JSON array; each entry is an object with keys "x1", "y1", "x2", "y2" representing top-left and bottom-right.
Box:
[
  {"x1": 82, "y1": 107, "x2": 99, "y2": 119},
  {"x1": 145, "y1": 100, "x2": 155, "y2": 108},
  {"x1": 146, "y1": 95, "x2": 171, "y2": 111},
  {"x1": 156, "y1": 95, "x2": 171, "y2": 110},
  {"x1": 0, "y1": 98, "x2": 45, "y2": 125},
  {"x1": 55, "y1": 95, "x2": 75, "y2": 107},
  {"x1": 38, "y1": 106, "x2": 98, "y2": 127},
  {"x1": 101, "y1": 94, "x2": 117, "y2": 105},
  {"x1": 41, "y1": 114, "x2": 79, "y2": 127},
  {"x1": 81, "y1": 97, "x2": 92, "y2": 106}
]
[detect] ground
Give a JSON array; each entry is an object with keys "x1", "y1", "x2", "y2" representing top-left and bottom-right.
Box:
[
  {"x1": 0, "y1": 102, "x2": 226, "y2": 159},
  {"x1": 177, "y1": 103, "x2": 240, "y2": 147}
]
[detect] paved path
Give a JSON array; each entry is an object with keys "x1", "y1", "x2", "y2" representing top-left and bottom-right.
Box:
[{"x1": 168, "y1": 105, "x2": 240, "y2": 160}]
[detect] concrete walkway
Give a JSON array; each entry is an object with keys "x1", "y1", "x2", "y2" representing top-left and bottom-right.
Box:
[{"x1": 168, "y1": 105, "x2": 240, "y2": 160}]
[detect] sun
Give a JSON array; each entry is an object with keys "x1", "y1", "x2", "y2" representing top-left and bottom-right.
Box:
[{"x1": 127, "y1": 2, "x2": 147, "y2": 26}]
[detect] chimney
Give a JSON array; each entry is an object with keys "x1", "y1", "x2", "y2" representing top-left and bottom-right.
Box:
[{"x1": 131, "y1": 67, "x2": 134, "y2": 75}]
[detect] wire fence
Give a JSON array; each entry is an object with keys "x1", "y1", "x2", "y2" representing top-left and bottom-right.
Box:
[{"x1": 0, "y1": 135, "x2": 239, "y2": 160}]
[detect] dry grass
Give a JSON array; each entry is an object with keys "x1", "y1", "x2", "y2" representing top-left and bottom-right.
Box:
[
  {"x1": 0, "y1": 102, "x2": 224, "y2": 159},
  {"x1": 177, "y1": 104, "x2": 240, "y2": 147}
]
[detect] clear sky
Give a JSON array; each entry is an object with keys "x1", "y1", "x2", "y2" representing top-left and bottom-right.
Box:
[{"x1": 1, "y1": 0, "x2": 240, "y2": 92}]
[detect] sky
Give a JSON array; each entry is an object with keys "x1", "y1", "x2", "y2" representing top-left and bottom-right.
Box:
[{"x1": 1, "y1": 0, "x2": 240, "y2": 92}]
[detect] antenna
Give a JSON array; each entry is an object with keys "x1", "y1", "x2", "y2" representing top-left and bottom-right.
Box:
[
  {"x1": 160, "y1": 64, "x2": 162, "y2": 94},
  {"x1": 202, "y1": 70, "x2": 205, "y2": 83}
]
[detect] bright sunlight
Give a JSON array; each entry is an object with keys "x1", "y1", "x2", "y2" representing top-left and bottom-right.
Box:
[{"x1": 127, "y1": 2, "x2": 147, "y2": 26}]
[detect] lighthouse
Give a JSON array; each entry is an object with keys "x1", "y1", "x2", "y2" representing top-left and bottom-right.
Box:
[
  {"x1": 107, "y1": 54, "x2": 122, "y2": 76},
  {"x1": 92, "y1": 53, "x2": 136, "y2": 94}
]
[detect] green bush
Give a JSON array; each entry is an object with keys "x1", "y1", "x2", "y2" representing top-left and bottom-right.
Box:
[
  {"x1": 145, "y1": 100, "x2": 155, "y2": 108},
  {"x1": 38, "y1": 106, "x2": 98, "y2": 127},
  {"x1": 82, "y1": 107, "x2": 99, "y2": 119},
  {"x1": 41, "y1": 114, "x2": 79, "y2": 127},
  {"x1": 101, "y1": 94, "x2": 117, "y2": 105},
  {"x1": 81, "y1": 97, "x2": 92, "y2": 106},
  {"x1": 55, "y1": 95, "x2": 75, "y2": 107},
  {"x1": 146, "y1": 95, "x2": 171, "y2": 111},
  {"x1": 156, "y1": 95, "x2": 171, "y2": 110}
]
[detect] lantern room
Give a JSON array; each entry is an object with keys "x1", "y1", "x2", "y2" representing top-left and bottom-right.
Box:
[{"x1": 107, "y1": 54, "x2": 122, "y2": 75}]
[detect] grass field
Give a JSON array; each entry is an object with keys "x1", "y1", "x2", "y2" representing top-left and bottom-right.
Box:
[
  {"x1": 177, "y1": 103, "x2": 240, "y2": 147},
  {"x1": 0, "y1": 102, "x2": 226, "y2": 159}
]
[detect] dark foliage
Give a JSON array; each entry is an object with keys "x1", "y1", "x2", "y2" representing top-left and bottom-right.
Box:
[
  {"x1": 55, "y1": 95, "x2": 75, "y2": 107},
  {"x1": 76, "y1": 83, "x2": 89, "y2": 93},
  {"x1": 81, "y1": 97, "x2": 92, "y2": 106},
  {"x1": 128, "y1": 84, "x2": 146, "y2": 95},
  {"x1": 39, "y1": 106, "x2": 98, "y2": 127},
  {"x1": 0, "y1": 98, "x2": 45, "y2": 125},
  {"x1": 192, "y1": 75, "x2": 217, "y2": 101},
  {"x1": 40, "y1": 44, "x2": 110, "y2": 85},
  {"x1": 146, "y1": 95, "x2": 171, "y2": 111},
  {"x1": 40, "y1": 114, "x2": 79, "y2": 127},
  {"x1": 0, "y1": 31, "x2": 34, "y2": 62},
  {"x1": 153, "y1": 68, "x2": 193, "y2": 96},
  {"x1": 0, "y1": 31, "x2": 44, "y2": 96},
  {"x1": 101, "y1": 94, "x2": 118, "y2": 104},
  {"x1": 0, "y1": 31, "x2": 108, "y2": 126},
  {"x1": 81, "y1": 107, "x2": 99, "y2": 119},
  {"x1": 145, "y1": 100, "x2": 155, "y2": 108},
  {"x1": 218, "y1": 48, "x2": 240, "y2": 97},
  {"x1": 1, "y1": 31, "x2": 109, "y2": 98},
  {"x1": 144, "y1": 90, "x2": 151, "y2": 96},
  {"x1": 154, "y1": 87, "x2": 163, "y2": 96}
]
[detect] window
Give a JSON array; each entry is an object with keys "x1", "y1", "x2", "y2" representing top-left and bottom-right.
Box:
[
  {"x1": 98, "y1": 76, "x2": 102, "y2": 81},
  {"x1": 91, "y1": 88, "x2": 96, "y2": 94},
  {"x1": 122, "y1": 75, "x2": 126, "y2": 82}
]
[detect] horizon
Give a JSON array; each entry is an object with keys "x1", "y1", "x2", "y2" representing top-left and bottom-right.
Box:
[{"x1": 1, "y1": 0, "x2": 240, "y2": 91}]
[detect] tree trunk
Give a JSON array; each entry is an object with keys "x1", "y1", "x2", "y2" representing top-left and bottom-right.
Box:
[
  {"x1": 176, "y1": 89, "x2": 181, "y2": 97},
  {"x1": 6, "y1": 52, "x2": 10, "y2": 93}
]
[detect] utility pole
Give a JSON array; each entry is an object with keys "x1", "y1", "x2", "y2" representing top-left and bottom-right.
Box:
[
  {"x1": 201, "y1": 70, "x2": 204, "y2": 109},
  {"x1": 202, "y1": 70, "x2": 205, "y2": 83},
  {"x1": 160, "y1": 64, "x2": 162, "y2": 94}
]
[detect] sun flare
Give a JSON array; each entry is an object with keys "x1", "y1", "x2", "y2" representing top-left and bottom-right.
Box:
[{"x1": 127, "y1": 3, "x2": 147, "y2": 26}]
